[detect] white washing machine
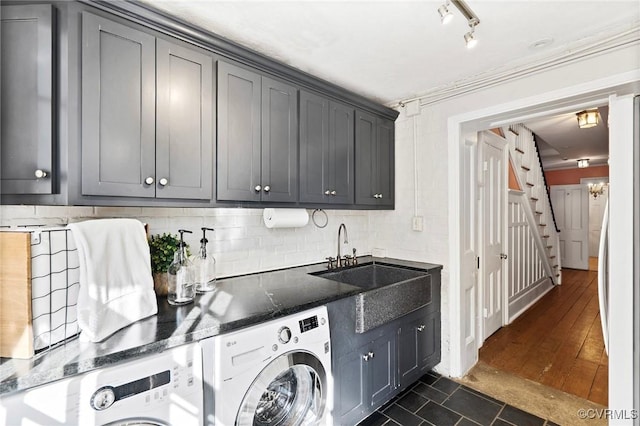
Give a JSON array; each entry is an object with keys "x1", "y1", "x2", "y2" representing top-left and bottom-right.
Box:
[
  {"x1": 0, "y1": 343, "x2": 204, "y2": 426},
  {"x1": 201, "y1": 306, "x2": 332, "y2": 426}
]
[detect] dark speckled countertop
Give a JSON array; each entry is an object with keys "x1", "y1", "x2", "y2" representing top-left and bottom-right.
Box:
[{"x1": 0, "y1": 256, "x2": 441, "y2": 397}]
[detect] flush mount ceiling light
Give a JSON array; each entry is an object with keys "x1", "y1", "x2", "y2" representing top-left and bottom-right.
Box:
[
  {"x1": 576, "y1": 109, "x2": 599, "y2": 129},
  {"x1": 438, "y1": 2, "x2": 454, "y2": 25},
  {"x1": 577, "y1": 159, "x2": 590, "y2": 168},
  {"x1": 438, "y1": 0, "x2": 480, "y2": 48}
]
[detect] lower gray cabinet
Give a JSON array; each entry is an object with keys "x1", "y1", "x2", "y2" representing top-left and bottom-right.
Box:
[
  {"x1": 398, "y1": 310, "x2": 441, "y2": 388},
  {"x1": 1, "y1": 4, "x2": 54, "y2": 195},
  {"x1": 336, "y1": 331, "x2": 396, "y2": 426}
]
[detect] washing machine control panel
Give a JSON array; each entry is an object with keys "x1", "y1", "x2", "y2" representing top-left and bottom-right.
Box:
[
  {"x1": 278, "y1": 326, "x2": 292, "y2": 343},
  {"x1": 90, "y1": 370, "x2": 171, "y2": 411},
  {"x1": 299, "y1": 315, "x2": 319, "y2": 333}
]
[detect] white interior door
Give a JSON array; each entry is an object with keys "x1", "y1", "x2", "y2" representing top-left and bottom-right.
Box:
[
  {"x1": 550, "y1": 185, "x2": 589, "y2": 270},
  {"x1": 479, "y1": 131, "x2": 507, "y2": 341}
]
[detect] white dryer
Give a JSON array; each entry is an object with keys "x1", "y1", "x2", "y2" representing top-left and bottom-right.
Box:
[
  {"x1": 201, "y1": 306, "x2": 332, "y2": 426},
  {"x1": 0, "y1": 343, "x2": 204, "y2": 426}
]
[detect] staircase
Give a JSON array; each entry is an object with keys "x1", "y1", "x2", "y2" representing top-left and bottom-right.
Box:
[{"x1": 504, "y1": 124, "x2": 561, "y2": 286}]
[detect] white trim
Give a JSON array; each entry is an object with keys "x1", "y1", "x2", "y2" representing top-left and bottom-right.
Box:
[
  {"x1": 608, "y1": 94, "x2": 635, "y2": 423},
  {"x1": 448, "y1": 70, "x2": 639, "y2": 379}
]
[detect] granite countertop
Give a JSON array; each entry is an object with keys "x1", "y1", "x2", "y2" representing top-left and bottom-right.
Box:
[{"x1": 0, "y1": 256, "x2": 441, "y2": 397}]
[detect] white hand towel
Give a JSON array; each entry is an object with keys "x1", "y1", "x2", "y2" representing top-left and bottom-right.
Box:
[{"x1": 68, "y1": 218, "x2": 157, "y2": 342}]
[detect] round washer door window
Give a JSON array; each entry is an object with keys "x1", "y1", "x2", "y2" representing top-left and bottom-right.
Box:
[{"x1": 236, "y1": 352, "x2": 327, "y2": 426}]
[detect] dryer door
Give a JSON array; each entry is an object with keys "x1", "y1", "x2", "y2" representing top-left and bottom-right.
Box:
[{"x1": 236, "y1": 351, "x2": 327, "y2": 426}]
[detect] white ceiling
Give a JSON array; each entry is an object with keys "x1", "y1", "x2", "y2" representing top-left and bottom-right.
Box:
[{"x1": 141, "y1": 0, "x2": 639, "y2": 167}]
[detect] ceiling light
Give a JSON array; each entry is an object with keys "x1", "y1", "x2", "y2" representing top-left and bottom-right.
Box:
[
  {"x1": 438, "y1": 2, "x2": 454, "y2": 24},
  {"x1": 464, "y1": 24, "x2": 478, "y2": 49},
  {"x1": 576, "y1": 109, "x2": 599, "y2": 129},
  {"x1": 577, "y1": 159, "x2": 590, "y2": 168}
]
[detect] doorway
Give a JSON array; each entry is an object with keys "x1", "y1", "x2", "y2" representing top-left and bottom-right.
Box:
[{"x1": 447, "y1": 77, "x2": 637, "y2": 417}]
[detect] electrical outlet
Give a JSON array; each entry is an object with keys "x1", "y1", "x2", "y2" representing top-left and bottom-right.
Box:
[{"x1": 412, "y1": 216, "x2": 424, "y2": 232}]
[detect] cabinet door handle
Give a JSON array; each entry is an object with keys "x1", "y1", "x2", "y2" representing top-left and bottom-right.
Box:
[
  {"x1": 263, "y1": 185, "x2": 271, "y2": 193},
  {"x1": 144, "y1": 176, "x2": 154, "y2": 185},
  {"x1": 159, "y1": 178, "x2": 168, "y2": 186},
  {"x1": 417, "y1": 325, "x2": 426, "y2": 332},
  {"x1": 331, "y1": 190, "x2": 337, "y2": 196},
  {"x1": 254, "y1": 185, "x2": 262, "y2": 192},
  {"x1": 34, "y1": 169, "x2": 48, "y2": 179}
]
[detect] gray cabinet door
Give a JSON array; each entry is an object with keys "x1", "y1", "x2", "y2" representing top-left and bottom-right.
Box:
[
  {"x1": 377, "y1": 117, "x2": 395, "y2": 207},
  {"x1": 398, "y1": 310, "x2": 442, "y2": 387},
  {"x1": 1, "y1": 5, "x2": 54, "y2": 194},
  {"x1": 217, "y1": 61, "x2": 261, "y2": 201},
  {"x1": 328, "y1": 101, "x2": 354, "y2": 204},
  {"x1": 81, "y1": 12, "x2": 156, "y2": 197},
  {"x1": 261, "y1": 77, "x2": 298, "y2": 202},
  {"x1": 355, "y1": 110, "x2": 394, "y2": 206},
  {"x1": 156, "y1": 39, "x2": 213, "y2": 200},
  {"x1": 299, "y1": 91, "x2": 354, "y2": 204},
  {"x1": 299, "y1": 91, "x2": 329, "y2": 203},
  {"x1": 369, "y1": 333, "x2": 396, "y2": 408},
  {"x1": 355, "y1": 110, "x2": 378, "y2": 205},
  {"x1": 336, "y1": 347, "x2": 368, "y2": 426}
]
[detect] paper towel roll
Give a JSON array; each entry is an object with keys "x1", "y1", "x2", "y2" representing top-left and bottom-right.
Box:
[{"x1": 263, "y1": 208, "x2": 309, "y2": 229}]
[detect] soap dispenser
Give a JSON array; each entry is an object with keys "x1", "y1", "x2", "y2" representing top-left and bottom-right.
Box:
[
  {"x1": 193, "y1": 227, "x2": 216, "y2": 293},
  {"x1": 167, "y1": 229, "x2": 194, "y2": 305}
]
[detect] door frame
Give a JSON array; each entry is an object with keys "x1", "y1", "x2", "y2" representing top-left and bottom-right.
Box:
[
  {"x1": 477, "y1": 131, "x2": 509, "y2": 344},
  {"x1": 447, "y1": 70, "x2": 639, "y2": 419}
]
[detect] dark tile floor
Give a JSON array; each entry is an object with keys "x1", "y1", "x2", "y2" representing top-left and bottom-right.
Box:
[{"x1": 357, "y1": 371, "x2": 559, "y2": 426}]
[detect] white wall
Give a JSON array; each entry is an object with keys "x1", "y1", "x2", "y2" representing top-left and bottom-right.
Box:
[{"x1": 0, "y1": 206, "x2": 371, "y2": 278}]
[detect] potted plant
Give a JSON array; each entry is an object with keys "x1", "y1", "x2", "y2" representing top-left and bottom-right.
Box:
[{"x1": 149, "y1": 233, "x2": 189, "y2": 296}]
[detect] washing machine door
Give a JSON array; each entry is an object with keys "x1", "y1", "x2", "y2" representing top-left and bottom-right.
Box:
[{"x1": 236, "y1": 351, "x2": 327, "y2": 426}]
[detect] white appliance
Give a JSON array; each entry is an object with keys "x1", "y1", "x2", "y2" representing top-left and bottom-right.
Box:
[
  {"x1": 201, "y1": 306, "x2": 332, "y2": 426},
  {"x1": 597, "y1": 197, "x2": 610, "y2": 354},
  {"x1": 0, "y1": 343, "x2": 204, "y2": 426}
]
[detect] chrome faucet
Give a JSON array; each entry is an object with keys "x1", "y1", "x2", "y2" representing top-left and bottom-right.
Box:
[{"x1": 337, "y1": 223, "x2": 349, "y2": 267}]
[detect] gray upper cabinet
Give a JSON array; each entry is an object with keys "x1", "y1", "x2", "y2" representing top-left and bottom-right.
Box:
[
  {"x1": 217, "y1": 61, "x2": 297, "y2": 202},
  {"x1": 299, "y1": 91, "x2": 354, "y2": 204},
  {"x1": 1, "y1": 5, "x2": 54, "y2": 195},
  {"x1": 355, "y1": 110, "x2": 395, "y2": 207},
  {"x1": 81, "y1": 12, "x2": 213, "y2": 200}
]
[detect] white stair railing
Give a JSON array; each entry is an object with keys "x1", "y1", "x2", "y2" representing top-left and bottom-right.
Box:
[{"x1": 504, "y1": 124, "x2": 561, "y2": 285}]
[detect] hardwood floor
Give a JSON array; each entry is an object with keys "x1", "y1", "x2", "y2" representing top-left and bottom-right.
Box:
[{"x1": 479, "y1": 268, "x2": 608, "y2": 406}]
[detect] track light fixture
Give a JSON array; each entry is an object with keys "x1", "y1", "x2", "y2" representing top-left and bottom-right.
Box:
[
  {"x1": 464, "y1": 23, "x2": 478, "y2": 49},
  {"x1": 438, "y1": 2, "x2": 454, "y2": 25},
  {"x1": 438, "y1": 0, "x2": 481, "y2": 48}
]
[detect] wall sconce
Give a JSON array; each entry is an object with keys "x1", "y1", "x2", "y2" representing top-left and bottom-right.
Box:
[
  {"x1": 588, "y1": 182, "x2": 606, "y2": 199},
  {"x1": 577, "y1": 159, "x2": 590, "y2": 168},
  {"x1": 576, "y1": 109, "x2": 599, "y2": 129}
]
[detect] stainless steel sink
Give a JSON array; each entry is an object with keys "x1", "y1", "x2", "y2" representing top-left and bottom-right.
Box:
[{"x1": 312, "y1": 263, "x2": 434, "y2": 333}]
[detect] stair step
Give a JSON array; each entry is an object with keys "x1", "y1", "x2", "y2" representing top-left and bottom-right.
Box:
[
  {"x1": 556, "y1": 273, "x2": 560, "y2": 277},
  {"x1": 521, "y1": 165, "x2": 530, "y2": 171},
  {"x1": 535, "y1": 211, "x2": 543, "y2": 215},
  {"x1": 543, "y1": 235, "x2": 550, "y2": 239},
  {"x1": 539, "y1": 223, "x2": 547, "y2": 227},
  {"x1": 515, "y1": 147, "x2": 525, "y2": 154},
  {"x1": 553, "y1": 264, "x2": 559, "y2": 268},
  {"x1": 531, "y1": 197, "x2": 539, "y2": 202},
  {"x1": 550, "y1": 255, "x2": 556, "y2": 259},
  {"x1": 547, "y1": 245, "x2": 553, "y2": 249},
  {"x1": 526, "y1": 182, "x2": 535, "y2": 187},
  {"x1": 509, "y1": 128, "x2": 520, "y2": 136}
]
